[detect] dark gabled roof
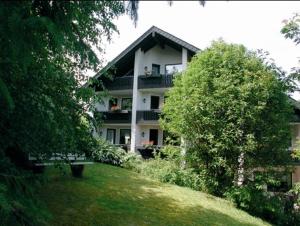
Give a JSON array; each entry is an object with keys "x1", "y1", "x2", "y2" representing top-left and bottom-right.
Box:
[{"x1": 93, "y1": 26, "x2": 200, "y2": 80}]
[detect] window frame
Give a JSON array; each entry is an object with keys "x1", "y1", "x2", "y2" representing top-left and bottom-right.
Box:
[
  {"x1": 119, "y1": 129, "x2": 131, "y2": 144},
  {"x1": 165, "y1": 63, "x2": 183, "y2": 75},
  {"x1": 121, "y1": 98, "x2": 132, "y2": 110},
  {"x1": 152, "y1": 64, "x2": 160, "y2": 76},
  {"x1": 106, "y1": 129, "x2": 116, "y2": 144}
]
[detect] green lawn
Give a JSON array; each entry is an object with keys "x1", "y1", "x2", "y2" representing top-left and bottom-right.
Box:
[{"x1": 39, "y1": 163, "x2": 269, "y2": 226}]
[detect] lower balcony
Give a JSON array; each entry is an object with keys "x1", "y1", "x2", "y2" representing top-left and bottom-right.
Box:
[
  {"x1": 136, "y1": 110, "x2": 160, "y2": 123},
  {"x1": 100, "y1": 111, "x2": 132, "y2": 124}
]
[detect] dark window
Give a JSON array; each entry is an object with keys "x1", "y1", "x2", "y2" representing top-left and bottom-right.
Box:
[
  {"x1": 121, "y1": 98, "x2": 132, "y2": 110},
  {"x1": 120, "y1": 129, "x2": 131, "y2": 144},
  {"x1": 109, "y1": 98, "x2": 118, "y2": 110},
  {"x1": 151, "y1": 96, "x2": 160, "y2": 109},
  {"x1": 165, "y1": 64, "x2": 183, "y2": 75},
  {"x1": 149, "y1": 129, "x2": 159, "y2": 145},
  {"x1": 152, "y1": 64, "x2": 160, "y2": 76},
  {"x1": 106, "y1": 129, "x2": 116, "y2": 144}
]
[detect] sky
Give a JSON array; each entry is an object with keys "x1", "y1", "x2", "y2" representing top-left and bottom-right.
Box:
[{"x1": 99, "y1": 1, "x2": 300, "y2": 98}]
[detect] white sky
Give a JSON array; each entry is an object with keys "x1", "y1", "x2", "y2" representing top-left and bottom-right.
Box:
[{"x1": 99, "y1": 1, "x2": 300, "y2": 99}]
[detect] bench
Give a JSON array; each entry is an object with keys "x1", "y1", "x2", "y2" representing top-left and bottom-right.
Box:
[{"x1": 29, "y1": 153, "x2": 93, "y2": 177}]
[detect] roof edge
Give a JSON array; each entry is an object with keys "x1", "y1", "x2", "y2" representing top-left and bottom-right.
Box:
[{"x1": 93, "y1": 26, "x2": 200, "y2": 80}]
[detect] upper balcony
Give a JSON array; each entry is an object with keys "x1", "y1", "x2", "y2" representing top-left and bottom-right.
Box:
[
  {"x1": 138, "y1": 74, "x2": 173, "y2": 89},
  {"x1": 101, "y1": 76, "x2": 134, "y2": 91}
]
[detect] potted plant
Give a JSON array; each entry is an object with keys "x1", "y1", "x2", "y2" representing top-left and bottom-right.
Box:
[{"x1": 110, "y1": 105, "x2": 121, "y2": 112}]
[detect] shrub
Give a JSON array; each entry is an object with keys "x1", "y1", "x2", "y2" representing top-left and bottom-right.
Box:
[
  {"x1": 138, "y1": 157, "x2": 202, "y2": 191},
  {"x1": 289, "y1": 182, "x2": 300, "y2": 207},
  {"x1": 121, "y1": 152, "x2": 143, "y2": 171},
  {"x1": 226, "y1": 184, "x2": 300, "y2": 225},
  {"x1": 160, "y1": 145, "x2": 182, "y2": 163},
  {"x1": 0, "y1": 158, "x2": 50, "y2": 226},
  {"x1": 90, "y1": 139, "x2": 126, "y2": 166}
]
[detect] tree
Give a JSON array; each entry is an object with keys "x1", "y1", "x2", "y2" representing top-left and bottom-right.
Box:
[
  {"x1": 161, "y1": 40, "x2": 292, "y2": 195},
  {"x1": 0, "y1": 1, "x2": 207, "y2": 224},
  {"x1": 0, "y1": 1, "x2": 126, "y2": 225},
  {"x1": 281, "y1": 13, "x2": 300, "y2": 92},
  {"x1": 282, "y1": 13, "x2": 300, "y2": 45}
]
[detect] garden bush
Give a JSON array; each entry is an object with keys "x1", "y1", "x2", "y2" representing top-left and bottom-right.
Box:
[
  {"x1": 90, "y1": 139, "x2": 127, "y2": 166},
  {"x1": 226, "y1": 183, "x2": 300, "y2": 225},
  {"x1": 121, "y1": 152, "x2": 143, "y2": 171},
  {"x1": 139, "y1": 158, "x2": 202, "y2": 190}
]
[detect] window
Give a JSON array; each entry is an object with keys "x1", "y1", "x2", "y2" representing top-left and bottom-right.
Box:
[
  {"x1": 106, "y1": 129, "x2": 116, "y2": 144},
  {"x1": 120, "y1": 129, "x2": 131, "y2": 144},
  {"x1": 109, "y1": 98, "x2": 118, "y2": 110},
  {"x1": 152, "y1": 64, "x2": 160, "y2": 76},
  {"x1": 165, "y1": 64, "x2": 183, "y2": 75},
  {"x1": 150, "y1": 96, "x2": 160, "y2": 110},
  {"x1": 121, "y1": 98, "x2": 132, "y2": 110}
]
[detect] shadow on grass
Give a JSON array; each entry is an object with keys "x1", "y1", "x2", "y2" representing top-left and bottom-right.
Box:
[{"x1": 39, "y1": 164, "x2": 267, "y2": 226}]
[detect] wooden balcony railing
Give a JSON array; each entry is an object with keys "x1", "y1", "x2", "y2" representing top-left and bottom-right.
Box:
[{"x1": 138, "y1": 74, "x2": 173, "y2": 89}]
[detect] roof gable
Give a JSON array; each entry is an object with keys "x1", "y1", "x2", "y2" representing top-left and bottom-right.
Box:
[{"x1": 94, "y1": 26, "x2": 200, "y2": 79}]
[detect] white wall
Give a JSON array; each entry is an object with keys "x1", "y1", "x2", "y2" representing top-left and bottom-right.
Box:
[
  {"x1": 137, "y1": 125, "x2": 163, "y2": 146},
  {"x1": 137, "y1": 92, "x2": 165, "y2": 110},
  {"x1": 138, "y1": 44, "x2": 182, "y2": 75}
]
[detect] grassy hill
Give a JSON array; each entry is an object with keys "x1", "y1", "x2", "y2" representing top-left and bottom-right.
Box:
[{"x1": 38, "y1": 163, "x2": 269, "y2": 226}]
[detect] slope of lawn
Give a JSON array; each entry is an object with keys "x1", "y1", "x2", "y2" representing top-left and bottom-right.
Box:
[{"x1": 38, "y1": 163, "x2": 269, "y2": 226}]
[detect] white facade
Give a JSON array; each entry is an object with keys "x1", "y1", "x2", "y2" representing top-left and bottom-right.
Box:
[{"x1": 96, "y1": 42, "x2": 188, "y2": 153}]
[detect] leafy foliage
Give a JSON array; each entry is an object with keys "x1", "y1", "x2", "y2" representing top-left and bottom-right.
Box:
[
  {"x1": 133, "y1": 146, "x2": 203, "y2": 191},
  {"x1": 0, "y1": 1, "x2": 129, "y2": 225},
  {"x1": 161, "y1": 40, "x2": 293, "y2": 195},
  {"x1": 121, "y1": 152, "x2": 143, "y2": 170},
  {"x1": 226, "y1": 181, "x2": 300, "y2": 225},
  {"x1": 281, "y1": 13, "x2": 300, "y2": 92},
  {"x1": 282, "y1": 13, "x2": 300, "y2": 45},
  {"x1": 90, "y1": 139, "x2": 127, "y2": 166}
]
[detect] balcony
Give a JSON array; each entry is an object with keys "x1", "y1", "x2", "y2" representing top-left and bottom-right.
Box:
[
  {"x1": 102, "y1": 76, "x2": 133, "y2": 91},
  {"x1": 100, "y1": 111, "x2": 132, "y2": 124},
  {"x1": 138, "y1": 74, "x2": 173, "y2": 89},
  {"x1": 136, "y1": 110, "x2": 160, "y2": 123}
]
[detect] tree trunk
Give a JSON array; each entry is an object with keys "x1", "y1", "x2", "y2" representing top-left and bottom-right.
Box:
[{"x1": 237, "y1": 152, "x2": 245, "y2": 186}]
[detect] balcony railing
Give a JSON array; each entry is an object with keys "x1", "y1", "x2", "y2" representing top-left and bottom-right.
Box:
[
  {"x1": 102, "y1": 76, "x2": 133, "y2": 91},
  {"x1": 138, "y1": 74, "x2": 173, "y2": 89},
  {"x1": 101, "y1": 111, "x2": 132, "y2": 123},
  {"x1": 136, "y1": 110, "x2": 160, "y2": 123}
]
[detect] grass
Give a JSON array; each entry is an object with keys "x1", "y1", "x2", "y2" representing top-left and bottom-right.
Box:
[{"x1": 38, "y1": 163, "x2": 270, "y2": 226}]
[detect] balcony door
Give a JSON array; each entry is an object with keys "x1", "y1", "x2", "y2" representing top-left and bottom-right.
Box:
[
  {"x1": 149, "y1": 129, "x2": 158, "y2": 145},
  {"x1": 106, "y1": 129, "x2": 116, "y2": 144},
  {"x1": 120, "y1": 129, "x2": 131, "y2": 145},
  {"x1": 150, "y1": 96, "x2": 160, "y2": 110}
]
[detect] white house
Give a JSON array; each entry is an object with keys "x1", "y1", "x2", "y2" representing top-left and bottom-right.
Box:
[
  {"x1": 91, "y1": 26, "x2": 300, "y2": 188},
  {"x1": 92, "y1": 26, "x2": 199, "y2": 157}
]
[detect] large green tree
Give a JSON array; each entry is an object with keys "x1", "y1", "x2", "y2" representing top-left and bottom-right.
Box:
[
  {"x1": 0, "y1": 1, "x2": 126, "y2": 225},
  {"x1": 161, "y1": 40, "x2": 292, "y2": 195}
]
